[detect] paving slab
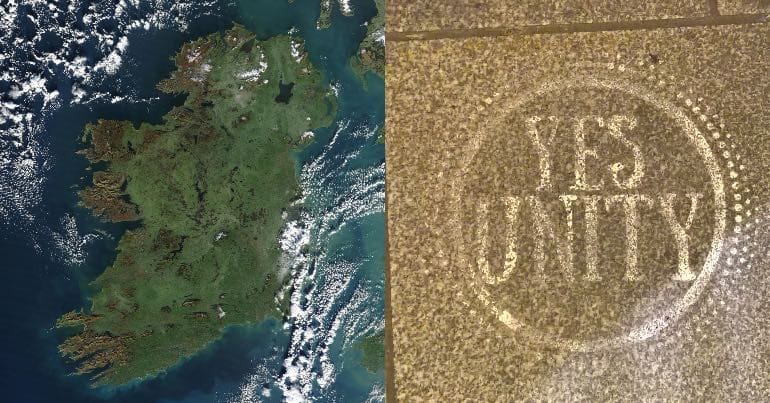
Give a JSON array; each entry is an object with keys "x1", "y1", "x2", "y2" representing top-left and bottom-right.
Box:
[
  {"x1": 719, "y1": 0, "x2": 770, "y2": 14},
  {"x1": 387, "y1": 0, "x2": 711, "y2": 33},
  {"x1": 386, "y1": 23, "x2": 770, "y2": 400}
]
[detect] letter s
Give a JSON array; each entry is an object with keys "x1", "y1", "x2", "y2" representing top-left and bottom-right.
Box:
[{"x1": 607, "y1": 115, "x2": 645, "y2": 190}]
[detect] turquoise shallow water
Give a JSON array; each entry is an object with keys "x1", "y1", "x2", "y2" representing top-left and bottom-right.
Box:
[{"x1": 0, "y1": 0, "x2": 384, "y2": 401}]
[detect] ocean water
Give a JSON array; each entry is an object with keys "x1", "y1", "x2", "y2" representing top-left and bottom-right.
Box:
[{"x1": 0, "y1": 0, "x2": 384, "y2": 401}]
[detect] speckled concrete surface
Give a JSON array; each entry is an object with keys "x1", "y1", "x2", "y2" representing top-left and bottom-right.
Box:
[
  {"x1": 386, "y1": 22, "x2": 770, "y2": 401},
  {"x1": 719, "y1": 0, "x2": 770, "y2": 14},
  {"x1": 386, "y1": 1, "x2": 709, "y2": 32}
]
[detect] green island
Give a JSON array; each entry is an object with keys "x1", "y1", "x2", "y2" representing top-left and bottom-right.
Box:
[
  {"x1": 317, "y1": 0, "x2": 333, "y2": 29},
  {"x1": 57, "y1": 25, "x2": 336, "y2": 386},
  {"x1": 357, "y1": 330, "x2": 385, "y2": 373}
]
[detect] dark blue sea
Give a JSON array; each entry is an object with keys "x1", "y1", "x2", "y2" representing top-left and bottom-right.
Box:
[{"x1": 0, "y1": 0, "x2": 385, "y2": 401}]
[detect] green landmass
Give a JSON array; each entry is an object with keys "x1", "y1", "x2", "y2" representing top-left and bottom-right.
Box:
[
  {"x1": 357, "y1": 330, "x2": 385, "y2": 373},
  {"x1": 351, "y1": 0, "x2": 384, "y2": 80},
  {"x1": 317, "y1": 0, "x2": 332, "y2": 29},
  {"x1": 57, "y1": 25, "x2": 336, "y2": 386}
]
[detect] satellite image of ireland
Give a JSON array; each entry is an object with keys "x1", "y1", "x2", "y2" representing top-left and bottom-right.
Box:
[{"x1": 0, "y1": 0, "x2": 385, "y2": 401}]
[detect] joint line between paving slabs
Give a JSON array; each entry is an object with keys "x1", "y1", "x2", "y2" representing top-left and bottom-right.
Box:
[{"x1": 387, "y1": 13, "x2": 768, "y2": 42}]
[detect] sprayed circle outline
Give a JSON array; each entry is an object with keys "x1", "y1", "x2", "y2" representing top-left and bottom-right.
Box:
[{"x1": 452, "y1": 74, "x2": 727, "y2": 352}]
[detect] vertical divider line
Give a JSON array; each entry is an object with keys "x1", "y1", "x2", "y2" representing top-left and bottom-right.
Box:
[{"x1": 384, "y1": 140, "x2": 398, "y2": 403}]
